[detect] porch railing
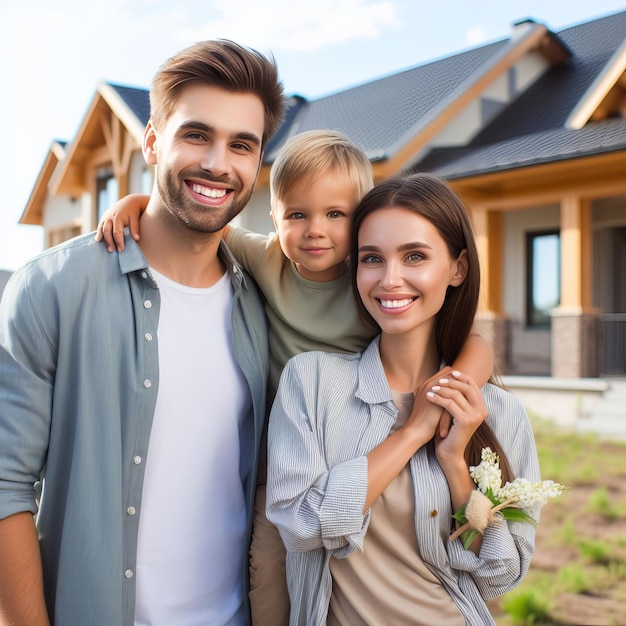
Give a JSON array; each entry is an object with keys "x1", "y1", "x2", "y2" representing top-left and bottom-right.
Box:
[{"x1": 598, "y1": 314, "x2": 626, "y2": 376}]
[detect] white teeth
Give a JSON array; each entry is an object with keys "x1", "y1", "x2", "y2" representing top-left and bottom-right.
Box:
[
  {"x1": 379, "y1": 298, "x2": 414, "y2": 309},
  {"x1": 191, "y1": 183, "x2": 227, "y2": 199}
]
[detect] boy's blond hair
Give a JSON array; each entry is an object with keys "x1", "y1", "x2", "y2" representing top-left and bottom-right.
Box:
[{"x1": 270, "y1": 130, "x2": 373, "y2": 211}]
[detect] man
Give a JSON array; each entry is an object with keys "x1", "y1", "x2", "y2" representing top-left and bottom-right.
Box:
[{"x1": 0, "y1": 40, "x2": 284, "y2": 625}]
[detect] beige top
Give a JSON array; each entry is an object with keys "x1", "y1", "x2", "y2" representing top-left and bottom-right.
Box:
[
  {"x1": 327, "y1": 390, "x2": 465, "y2": 626},
  {"x1": 225, "y1": 227, "x2": 376, "y2": 400}
]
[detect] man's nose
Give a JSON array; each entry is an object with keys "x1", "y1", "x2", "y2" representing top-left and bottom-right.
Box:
[{"x1": 200, "y1": 143, "x2": 231, "y2": 176}]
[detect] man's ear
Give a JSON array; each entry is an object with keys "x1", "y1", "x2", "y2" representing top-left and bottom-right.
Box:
[
  {"x1": 450, "y1": 249, "x2": 468, "y2": 287},
  {"x1": 143, "y1": 122, "x2": 158, "y2": 165}
]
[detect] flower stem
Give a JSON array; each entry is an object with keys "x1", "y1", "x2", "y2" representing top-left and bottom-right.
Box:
[{"x1": 449, "y1": 496, "x2": 519, "y2": 541}]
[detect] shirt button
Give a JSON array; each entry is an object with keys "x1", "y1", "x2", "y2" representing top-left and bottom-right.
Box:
[
  {"x1": 143, "y1": 379, "x2": 152, "y2": 389},
  {"x1": 125, "y1": 569, "x2": 134, "y2": 579},
  {"x1": 133, "y1": 455, "x2": 142, "y2": 465},
  {"x1": 141, "y1": 271, "x2": 148, "y2": 279},
  {"x1": 127, "y1": 506, "x2": 136, "y2": 515},
  {"x1": 144, "y1": 332, "x2": 153, "y2": 342},
  {"x1": 144, "y1": 300, "x2": 152, "y2": 309}
]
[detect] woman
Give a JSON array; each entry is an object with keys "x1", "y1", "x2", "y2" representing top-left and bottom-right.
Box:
[{"x1": 266, "y1": 173, "x2": 540, "y2": 626}]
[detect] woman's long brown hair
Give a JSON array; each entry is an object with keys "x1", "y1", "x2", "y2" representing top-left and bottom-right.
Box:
[{"x1": 350, "y1": 173, "x2": 514, "y2": 483}]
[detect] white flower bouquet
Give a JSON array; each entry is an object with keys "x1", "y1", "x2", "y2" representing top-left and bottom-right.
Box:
[{"x1": 450, "y1": 447, "x2": 567, "y2": 549}]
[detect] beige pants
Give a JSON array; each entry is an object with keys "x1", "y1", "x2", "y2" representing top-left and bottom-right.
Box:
[{"x1": 249, "y1": 484, "x2": 290, "y2": 626}]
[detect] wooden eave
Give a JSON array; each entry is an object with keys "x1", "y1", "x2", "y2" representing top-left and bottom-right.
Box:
[
  {"x1": 51, "y1": 84, "x2": 144, "y2": 196},
  {"x1": 20, "y1": 141, "x2": 66, "y2": 225},
  {"x1": 448, "y1": 149, "x2": 626, "y2": 210},
  {"x1": 566, "y1": 38, "x2": 626, "y2": 129}
]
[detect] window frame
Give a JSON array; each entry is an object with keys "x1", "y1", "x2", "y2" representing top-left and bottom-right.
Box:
[{"x1": 526, "y1": 229, "x2": 561, "y2": 328}]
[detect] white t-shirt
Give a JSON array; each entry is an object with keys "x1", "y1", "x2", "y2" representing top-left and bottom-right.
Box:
[{"x1": 134, "y1": 268, "x2": 252, "y2": 626}]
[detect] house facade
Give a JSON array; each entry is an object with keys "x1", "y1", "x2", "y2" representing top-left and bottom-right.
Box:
[{"x1": 20, "y1": 10, "x2": 626, "y2": 385}]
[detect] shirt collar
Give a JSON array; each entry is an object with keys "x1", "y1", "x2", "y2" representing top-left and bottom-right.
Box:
[
  {"x1": 116, "y1": 235, "x2": 249, "y2": 292},
  {"x1": 356, "y1": 335, "x2": 394, "y2": 405}
]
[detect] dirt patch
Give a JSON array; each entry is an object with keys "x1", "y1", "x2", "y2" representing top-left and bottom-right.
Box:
[{"x1": 491, "y1": 433, "x2": 626, "y2": 625}]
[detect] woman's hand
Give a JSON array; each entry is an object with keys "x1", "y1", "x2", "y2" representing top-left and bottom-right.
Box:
[
  {"x1": 94, "y1": 194, "x2": 149, "y2": 252},
  {"x1": 403, "y1": 375, "x2": 448, "y2": 444},
  {"x1": 427, "y1": 370, "x2": 487, "y2": 467}
]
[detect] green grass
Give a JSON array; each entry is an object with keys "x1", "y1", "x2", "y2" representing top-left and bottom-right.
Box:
[
  {"x1": 500, "y1": 587, "x2": 551, "y2": 625},
  {"x1": 586, "y1": 487, "x2": 620, "y2": 518},
  {"x1": 494, "y1": 416, "x2": 626, "y2": 625}
]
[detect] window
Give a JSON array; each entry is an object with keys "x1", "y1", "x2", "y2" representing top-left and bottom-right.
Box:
[
  {"x1": 96, "y1": 168, "x2": 118, "y2": 221},
  {"x1": 526, "y1": 231, "x2": 560, "y2": 327}
]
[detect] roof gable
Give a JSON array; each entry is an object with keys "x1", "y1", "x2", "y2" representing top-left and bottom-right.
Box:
[
  {"x1": 417, "y1": 10, "x2": 626, "y2": 179},
  {"x1": 52, "y1": 83, "x2": 146, "y2": 196},
  {"x1": 20, "y1": 140, "x2": 67, "y2": 225}
]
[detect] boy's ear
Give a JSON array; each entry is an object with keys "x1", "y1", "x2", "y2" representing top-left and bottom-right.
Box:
[
  {"x1": 270, "y1": 207, "x2": 277, "y2": 230},
  {"x1": 450, "y1": 249, "x2": 468, "y2": 287},
  {"x1": 143, "y1": 122, "x2": 158, "y2": 165}
]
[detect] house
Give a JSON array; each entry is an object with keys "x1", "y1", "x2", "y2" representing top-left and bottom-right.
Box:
[{"x1": 19, "y1": 10, "x2": 626, "y2": 407}]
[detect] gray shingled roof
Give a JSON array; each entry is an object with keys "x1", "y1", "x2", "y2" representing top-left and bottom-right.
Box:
[
  {"x1": 418, "y1": 10, "x2": 626, "y2": 177},
  {"x1": 107, "y1": 83, "x2": 151, "y2": 127},
  {"x1": 274, "y1": 40, "x2": 507, "y2": 161},
  {"x1": 104, "y1": 9, "x2": 626, "y2": 176}
]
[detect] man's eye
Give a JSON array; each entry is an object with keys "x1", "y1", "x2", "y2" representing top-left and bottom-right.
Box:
[{"x1": 232, "y1": 142, "x2": 251, "y2": 152}]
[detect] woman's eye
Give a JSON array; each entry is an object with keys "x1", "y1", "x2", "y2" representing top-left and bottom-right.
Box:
[
  {"x1": 360, "y1": 254, "x2": 381, "y2": 264},
  {"x1": 406, "y1": 252, "x2": 425, "y2": 263}
]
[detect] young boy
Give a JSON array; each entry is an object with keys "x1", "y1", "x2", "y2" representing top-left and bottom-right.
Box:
[{"x1": 97, "y1": 129, "x2": 494, "y2": 625}]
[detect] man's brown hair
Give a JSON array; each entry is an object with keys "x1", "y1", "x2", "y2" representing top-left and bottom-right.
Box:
[{"x1": 150, "y1": 39, "x2": 285, "y2": 146}]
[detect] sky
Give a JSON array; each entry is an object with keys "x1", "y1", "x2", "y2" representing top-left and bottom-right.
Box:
[{"x1": 1, "y1": 0, "x2": 625, "y2": 271}]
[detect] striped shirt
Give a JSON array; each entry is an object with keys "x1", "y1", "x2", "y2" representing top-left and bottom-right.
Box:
[{"x1": 267, "y1": 336, "x2": 540, "y2": 626}]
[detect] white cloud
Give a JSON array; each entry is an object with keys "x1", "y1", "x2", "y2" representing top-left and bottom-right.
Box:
[
  {"x1": 465, "y1": 25, "x2": 489, "y2": 46},
  {"x1": 464, "y1": 25, "x2": 487, "y2": 46},
  {"x1": 178, "y1": 0, "x2": 402, "y2": 52}
]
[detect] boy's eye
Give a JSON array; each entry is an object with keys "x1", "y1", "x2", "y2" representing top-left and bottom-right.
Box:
[
  {"x1": 287, "y1": 212, "x2": 305, "y2": 220},
  {"x1": 328, "y1": 210, "x2": 345, "y2": 219}
]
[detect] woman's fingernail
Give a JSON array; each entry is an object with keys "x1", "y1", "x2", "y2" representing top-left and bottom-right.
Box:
[
  {"x1": 452, "y1": 371, "x2": 462, "y2": 377},
  {"x1": 426, "y1": 391, "x2": 435, "y2": 398},
  {"x1": 438, "y1": 378, "x2": 448, "y2": 384},
  {"x1": 432, "y1": 385, "x2": 441, "y2": 392}
]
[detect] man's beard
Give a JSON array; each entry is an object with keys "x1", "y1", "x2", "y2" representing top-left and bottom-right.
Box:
[{"x1": 157, "y1": 170, "x2": 254, "y2": 233}]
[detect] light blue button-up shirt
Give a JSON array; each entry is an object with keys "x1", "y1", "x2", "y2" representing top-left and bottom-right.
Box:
[
  {"x1": 267, "y1": 337, "x2": 540, "y2": 626},
  {"x1": 0, "y1": 233, "x2": 268, "y2": 625}
]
